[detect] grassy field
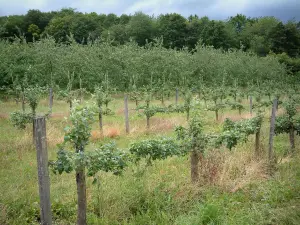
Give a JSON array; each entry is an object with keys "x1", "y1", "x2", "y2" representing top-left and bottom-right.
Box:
[{"x1": 0, "y1": 96, "x2": 300, "y2": 225}]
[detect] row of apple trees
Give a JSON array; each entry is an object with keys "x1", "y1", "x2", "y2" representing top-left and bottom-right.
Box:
[{"x1": 48, "y1": 93, "x2": 300, "y2": 224}]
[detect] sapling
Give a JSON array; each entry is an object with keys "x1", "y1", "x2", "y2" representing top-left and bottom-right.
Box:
[
  {"x1": 130, "y1": 84, "x2": 142, "y2": 107},
  {"x1": 50, "y1": 102, "x2": 128, "y2": 224},
  {"x1": 94, "y1": 86, "x2": 105, "y2": 133},
  {"x1": 275, "y1": 99, "x2": 300, "y2": 152},
  {"x1": 141, "y1": 91, "x2": 155, "y2": 129},
  {"x1": 227, "y1": 98, "x2": 245, "y2": 115},
  {"x1": 58, "y1": 72, "x2": 78, "y2": 111},
  {"x1": 52, "y1": 102, "x2": 94, "y2": 225},
  {"x1": 182, "y1": 89, "x2": 193, "y2": 121},
  {"x1": 24, "y1": 86, "x2": 44, "y2": 117},
  {"x1": 217, "y1": 114, "x2": 263, "y2": 154},
  {"x1": 175, "y1": 113, "x2": 211, "y2": 183}
]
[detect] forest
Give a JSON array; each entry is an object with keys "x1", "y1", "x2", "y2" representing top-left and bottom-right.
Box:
[{"x1": 1, "y1": 7, "x2": 300, "y2": 225}]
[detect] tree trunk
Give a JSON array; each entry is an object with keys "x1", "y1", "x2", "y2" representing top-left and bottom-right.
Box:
[
  {"x1": 289, "y1": 126, "x2": 295, "y2": 152},
  {"x1": 255, "y1": 129, "x2": 260, "y2": 157},
  {"x1": 76, "y1": 168, "x2": 87, "y2": 225},
  {"x1": 69, "y1": 101, "x2": 72, "y2": 112},
  {"x1": 204, "y1": 99, "x2": 207, "y2": 109},
  {"x1": 269, "y1": 99, "x2": 277, "y2": 163},
  {"x1": 187, "y1": 109, "x2": 190, "y2": 121},
  {"x1": 124, "y1": 95, "x2": 130, "y2": 134},
  {"x1": 215, "y1": 110, "x2": 219, "y2": 121},
  {"x1": 249, "y1": 96, "x2": 253, "y2": 116},
  {"x1": 99, "y1": 107, "x2": 103, "y2": 133},
  {"x1": 76, "y1": 145, "x2": 87, "y2": 225},
  {"x1": 146, "y1": 116, "x2": 150, "y2": 129},
  {"x1": 191, "y1": 150, "x2": 200, "y2": 183},
  {"x1": 22, "y1": 93, "x2": 25, "y2": 112},
  {"x1": 238, "y1": 108, "x2": 241, "y2": 116}
]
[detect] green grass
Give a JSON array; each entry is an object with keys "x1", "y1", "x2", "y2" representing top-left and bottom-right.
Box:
[{"x1": 0, "y1": 96, "x2": 300, "y2": 224}]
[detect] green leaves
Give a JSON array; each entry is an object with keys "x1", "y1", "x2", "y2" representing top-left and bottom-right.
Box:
[
  {"x1": 10, "y1": 111, "x2": 33, "y2": 129},
  {"x1": 217, "y1": 116, "x2": 263, "y2": 150},
  {"x1": 50, "y1": 142, "x2": 129, "y2": 177},
  {"x1": 87, "y1": 142, "x2": 129, "y2": 176},
  {"x1": 63, "y1": 101, "x2": 96, "y2": 150},
  {"x1": 275, "y1": 115, "x2": 293, "y2": 135},
  {"x1": 24, "y1": 86, "x2": 45, "y2": 115},
  {"x1": 52, "y1": 103, "x2": 129, "y2": 178},
  {"x1": 129, "y1": 137, "x2": 181, "y2": 164},
  {"x1": 50, "y1": 149, "x2": 74, "y2": 175},
  {"x1": 275, "y1": 99, "x2": 299, "y2": 135}
]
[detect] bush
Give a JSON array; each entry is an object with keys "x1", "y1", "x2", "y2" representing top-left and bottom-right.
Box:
[{"x1": 10, "y1": 111, "x2": 32, "y2": 129}]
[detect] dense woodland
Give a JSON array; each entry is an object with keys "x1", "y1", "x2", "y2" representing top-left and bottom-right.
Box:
[
  {"x1": 0, "y1": 9, "x2": 300, "y2": 92},
  {"x1": 0, "y1": 8, "x2": 300, "y2": 78}
]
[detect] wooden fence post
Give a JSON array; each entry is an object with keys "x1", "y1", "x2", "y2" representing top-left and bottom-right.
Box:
[
  {"x1": 124, "y1": 94, "x2": 130, "y2": 134},
  {"x1": 269, "y1": 99, "x2": 277, "y2": 164},
  {"x1": 249, "y1": 96, "x2": 253, "y2": 116},
  {"x1": 49, "y1": 88, "x2": 53, "y2": 113},
  {"x1": 33, "y1": 117, "x2": 52, "y2": 225}
]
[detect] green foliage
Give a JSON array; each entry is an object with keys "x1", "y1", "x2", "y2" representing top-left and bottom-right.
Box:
[
  {"x1": 94, "y1": 86, "x2": 105, "y2": 107},
  {"x1": 175, "y1": 115, "x2": 212, "y2": 153},
  {"x1": 24, "y1": 86, "x2": 45, "y2": 115},
  {"x1": 217, "y1": 115, "x2": 263, "y2": 150},
  {"x1": 87, "y1": 142, "x2": 129, "y2": 176},
  {"x1": 50, "y1": 149, "x2": 75, "y2": 174},
  {"x1": 51, "y1": 142, "x2": 129, "y2": 177},
  {"x1": 229, "y1": 101, "x2": 245, "y2": 114},
  {"x1": 129, "y1": 137, "x2": 181, "y2": 164},
  {"x1": 275, "y1": 100, "x2": 300, "y2": 135},
  {"x1": 167, "y1": 104, "x2": 185, "y2": 113},
  {"x1": 63, "y1": 102, "x2": 95, "y2": 150},
  {"x1": 9, "y1": 111, "x2": 32, "y2": 129}
]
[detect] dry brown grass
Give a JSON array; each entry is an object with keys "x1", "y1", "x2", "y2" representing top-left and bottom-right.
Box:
[
  {"x1": 130, "y1": 117, "x2": 186, "y2": 135},
  {"x1": 46, "y1": 122, "x2": 64, "y2": 147},
  {"x1": 91, "y1": 127, "x2": 121, "y2": 140},
  {"x1": 105, "y1": 127, "x2": 120, "y2": 138},
  {"x1": 197, "y1": 147, "x2": 268, "y2": 192},
  {"x1": 91, "y1": 130, "x2": 103, "y2": 141},
  {"x1": 0, "y1": 113, "x2": 8, "y2": 119},
  {"x1": 13, "y1": 129, "x2": 33, "y2": 151},
  {"x1": 51, "y1": 112, "x2": 69, "y2": 118},
  {"x1": 220, "y1": 112, "x2": 254, "y2": 122}
]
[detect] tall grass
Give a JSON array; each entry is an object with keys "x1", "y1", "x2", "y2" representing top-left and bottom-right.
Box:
[{"x1": 0, "y1": 97, "x2": 300, "y2": 224}]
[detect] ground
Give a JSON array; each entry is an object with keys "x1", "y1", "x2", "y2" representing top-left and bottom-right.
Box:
[{"x1": 0, "y1": 95, "x2": 300, "y2": 225}]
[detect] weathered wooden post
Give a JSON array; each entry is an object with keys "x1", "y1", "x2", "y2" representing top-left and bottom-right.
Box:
[
  {"x1": 269, "y1": 99, "x2": 277, "y2": 164},
  {"x1": 124, "y1": 94, "x2": 130, "y2": 134},
  {"x1": 249, "y1": 96, "x2": 253, "y2": 116},
  {"x1": 99, "y1": 107, "x2": 103, "y2": 134},
  {"x1": 175, "y1": 88, "x2": 179, "y2": 105},
  {"x1": 190, "y1": 150, "x2": 200, "y2": 183},
  {"x1": 49, "y1": 88, "x2": 53, "y2": 113},
  {"x1": 33, "y1": 116, "x2": 52, "y2": 225}
]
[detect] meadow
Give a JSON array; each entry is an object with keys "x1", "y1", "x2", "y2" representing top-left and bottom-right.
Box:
[{"x1": 1, "y1": 93, "x2": 300, "y2": 225}]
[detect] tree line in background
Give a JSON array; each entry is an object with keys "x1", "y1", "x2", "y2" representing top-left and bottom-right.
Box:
[
  {"x1": 0, "y1": 8, "x2": 300, "y2": 58},
  {"x1": 0, "y1": 36, "x2": 291, "y2": 93}
]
